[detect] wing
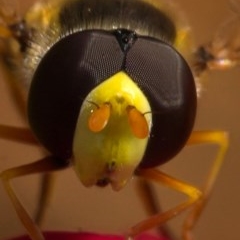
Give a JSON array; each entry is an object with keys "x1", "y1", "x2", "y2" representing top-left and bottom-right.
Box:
[
  {"x1": 194, "y1": 0, "x2": 240, "y2": 75},
  {"x1": 0, "y1": 0, "x2": 36, "y2": 115}
]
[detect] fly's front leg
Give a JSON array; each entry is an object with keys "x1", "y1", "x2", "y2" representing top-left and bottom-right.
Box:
[
  {"x1": 0, "y1": 124, "x2": 38, "y2": 144},
  {"x1": 135, "y1": 179, "x2": 174, "y2": 239},
  {"x1": 0, "y1": 156, "x2": 70, "y2": 240},
  {"x1": 183, "y1": 130, "x2": 228, "y2": 240},
  {"x1": 128, "y1": 130, "x2": 228, "y2": 240},
  {"x1": 128, "y1": 169, "x2": 202, "y2": 240}
]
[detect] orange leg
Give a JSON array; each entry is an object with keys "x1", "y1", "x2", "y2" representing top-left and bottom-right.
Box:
[
  {"x1": 34, "y1": 172, "x2": 56, "y2": 225},
  {"x1": 135, "y1": 179, "x2": 174, "y2": 239},
  {"x1": 135, "y1": 179, "x2": 160, "y2": 219},
  {"x1": 128, "y1": 169, "x2": 201, "y2": 239},
  {"x1": 0, "y1": 125, "x2": 69, "y2": 240},
  {"x1": 0, "y1": 156, "x2": 69, "y2": 240},
  {"x1": 183, "y1": 130, "x2": 228, "y2": 240},
  {"x1": 128, "y1": 130, "x2": 228, "y2": 240},
  {"x1": 0, "y1": 124, "x2": 38, "y2": 145},
  {"x1": 0, "y1": 125, "x2": 57, "y2": 225}
]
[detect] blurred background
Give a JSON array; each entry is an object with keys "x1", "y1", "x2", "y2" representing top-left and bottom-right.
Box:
[{"x1": 0, "y1": 0, "x2": 239, "y2": 239}]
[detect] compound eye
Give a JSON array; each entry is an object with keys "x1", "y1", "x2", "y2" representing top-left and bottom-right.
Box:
[
  {"x1": 88, "y1": 103, "x2": 111, "y2": 132},
  {"x1": 126, "y1": 106, "x2": 149, "y2": 139}
]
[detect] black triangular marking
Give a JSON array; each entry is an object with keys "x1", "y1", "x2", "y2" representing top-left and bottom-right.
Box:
[{"x1": 114, "y1": 29, "x2": 137, "y2": 52}]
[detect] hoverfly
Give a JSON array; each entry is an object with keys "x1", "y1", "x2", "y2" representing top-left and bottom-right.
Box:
[{"x1": 0, "y1": 0, "x2": 238, "y2": 239}]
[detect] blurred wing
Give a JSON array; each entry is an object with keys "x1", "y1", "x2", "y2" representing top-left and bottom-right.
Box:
[
  {"x1": 194, "y1": 0, "x2": 240, "y2": 74},
  {"x1": 0, "y1": 0, "x2": 29, "y2": 116},
  {"x1": 207, "y1": 14, "x2": 240, "y2": 69}
]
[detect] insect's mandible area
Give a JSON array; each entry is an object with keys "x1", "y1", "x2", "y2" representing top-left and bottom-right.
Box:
[{"x1": 0, "y1": 0, "x2": 239, "y2": 240}]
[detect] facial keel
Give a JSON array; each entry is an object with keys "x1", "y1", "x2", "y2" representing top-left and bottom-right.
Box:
[{"x1": 73, "y1": 72, "x2": 152, "y2": 191}]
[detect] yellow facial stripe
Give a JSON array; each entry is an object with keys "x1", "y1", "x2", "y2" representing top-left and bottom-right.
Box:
[
  {"x1": 73, "y1": 71, "x2": 152, "y2": 190},
  {"x1": 87, "y1": 71, "x2": 151, "y2": 116}
]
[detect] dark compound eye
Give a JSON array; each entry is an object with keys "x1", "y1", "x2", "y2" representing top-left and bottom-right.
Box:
[
  {"x1": 28, "y1": 30, "x2": 125, "y2": 159},
  {"x1": 28, "y1": 29, "x2": 196, "y2": 169},
  {"x1": 124, "y1": 37, "x2": 197, "y2": 168}
]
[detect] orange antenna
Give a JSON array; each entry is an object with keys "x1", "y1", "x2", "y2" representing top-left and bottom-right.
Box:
[
  {"x1": 127, "y1": 106, "x2": 149, "y2": 139},
  {"x1": 88, "y1": 103, "x2": 111, "y2": 132}
]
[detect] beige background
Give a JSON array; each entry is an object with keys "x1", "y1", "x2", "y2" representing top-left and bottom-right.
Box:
[{"x1": 0, "y1": 0, "x2": 240, "y2": 240}]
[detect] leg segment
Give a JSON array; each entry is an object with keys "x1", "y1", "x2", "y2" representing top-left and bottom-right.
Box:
[
  {"x1": 135, "y1": 179, "x2": 160, "y2": 218},
  {"x1": 128, "y1": 169, "x2": 202, "y2": 239},
  {"x1": 0, "y1": 156, "x2": 70, "y2": 240},
  {"x1": 0, "y1": 125, "x2": 59, "y2": 233},
  {"x1": 183, "y1": 130, "x2": 228, "y2": 240},
  {"x1": 128, "y1": 130, "x2": 228, "y2": 240},
  {"x1": 0, "y1": 124, "x2": 38, "y2": 145},
  {"x1": 35, "y1": 173, "x2": 56, "y2": 225},
  {"x1": 135, "y1": 179, "x2": 174, "y2": 239}
]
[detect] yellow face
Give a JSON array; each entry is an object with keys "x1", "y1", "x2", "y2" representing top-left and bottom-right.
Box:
[{"x1": 73, "y1": 72, "x2": 152, "y2": 190}]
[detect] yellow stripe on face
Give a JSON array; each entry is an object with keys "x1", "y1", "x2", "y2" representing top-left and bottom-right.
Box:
[{"x1": 73, "y1": 71, "x2": 152, "y2": 190}]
